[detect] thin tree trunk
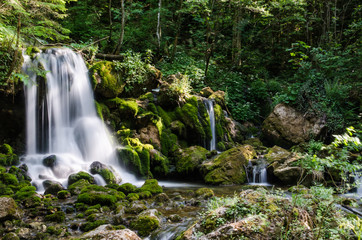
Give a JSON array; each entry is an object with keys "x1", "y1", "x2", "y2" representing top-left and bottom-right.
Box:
[
  {"x1": 114, "y1": 0, "x2": 125, "y2": 54},
  {"x1": 108, "y1": 0, "x2": 113, "y2": 46},
  {"x1": 156, "y1": 0, "x2": 162, "y2": 53},
  {"x1": 171, "y1": 0, "x2": 183, "y2": 61}
]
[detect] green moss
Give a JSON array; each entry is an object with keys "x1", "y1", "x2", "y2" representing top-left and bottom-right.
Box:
[
  {"x1": 214, "y1": 104, "x2": 223, "y2": 120},
  {"x1": 151, "y1": 151, "x2": 169, "y2": 176},
  {"x1": 45, "y1": 211, "x2": 65, "y2": 223},
  {"x1": 216, "y1": 142, "x2": 226, "y2": 151},
  {"x1": 175, "y1": 146, "x2": 208, "y2": 175},
  {"x1": 0, "y1": 144, "x2": 19, "y2": 166},
  {"x1": 140, "y1": 92, "x2": 154, "y2": 101},
  {"x1": 109, "y1": 98, "x2": 139, "y2": 117},
  {"x1": 80, "y1": 220, "x2": 107, "y2": 232},
  {"x1": 195, "y1": 188, "x2": 214, "y2": 199},
  {"x1": 100, "y1": 169, "x2": 117, "y2": 185},
  {"x1": 67, "y1": 179, "x2": 91, "y2": 195},
  {"x1": 127, "y1": 193, "x2": 139, "y2": 201},
  {"x1": 3, "y1": 173, "x2": 19, "y2": 185},
  {"x1": 118, "y1": 146, "x2": 143, "y2": 176},
  {"x1": 160, "y1": 129, "x2": 179, "y2": 156},
  {"x1": 203, "y1": 145, "x2": 256, "y2": 185},
  {"x1": 157, "y1": 106, "x2": 172, "y2": 127},
  {"x1": 117, "y1": 128, "x2": 132, "y2": 138},
  {"x1": 78, "y1": 192, "x2": 117, "y2": 206},
  {"x1": 57, "y1": 190, "x2": 70, "y2": 199},
  {"x1": 138, "y1": 191, "x2": 152, "y2": 199},
  {"x1": 136, "y1": 146, "x2": 151, "y2": 178},
  {"x1": 13, "y1": 186, "x2": 36, "y2": 201},
  {"x1": 90, "y1": 61, "x2": 124, "y2": 97},
  {"x1": 118, "y1": 183, "x2": 137, "y2": 194},
  {"x1": 131, "y1": 216, "x2": 160, "y2": 236},
  {"x1": 68, "y1": 171, "x2": 95, "y2": 186},
  {"x1": 139, "y1": 179, "x2": 163, "y2": 194}
]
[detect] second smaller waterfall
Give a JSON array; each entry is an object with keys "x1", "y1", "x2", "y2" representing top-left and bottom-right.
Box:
[
  {"x1": 204, "y1": 99, "x2": 216, "y2": 151},
  {"x1": 246, "y1": 158, "x2": 268, "y2": 185}
]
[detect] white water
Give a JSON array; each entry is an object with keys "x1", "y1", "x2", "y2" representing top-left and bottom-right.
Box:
[
  {"x1": 22, "y1": 48, "x2": 136, "y2": 191},
  {"x1": 204, "y1": 99, "x2": 216, "y2": 151},
  {"x1": 246, "y1": 158, "x2": 269, "y2": 185}
]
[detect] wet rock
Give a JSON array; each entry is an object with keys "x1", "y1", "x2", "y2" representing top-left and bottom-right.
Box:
[
  {"x1": 3, "y1": 232, "x2": 20, "y2": 240},
  {"x1": 68, "y1": 171, "x2": 95, "y2": 185},
  {"x1": 200, "y1": 87, "x2": 214, "y2": 98},
  {"x1": 68, "y1": 179, "x2": 91, "y2": 195},
  {"x1": 90, "y1": 161, "x2": 117, "y2": 184},
  {"x1": 139, "y1": 179, "x2": 163, "y2": 194},
  {"x1": 125, "y1": 202, "x2": 147, "y2": 215},
  {"x1": 195, "y1": 188, "x2": 214, "y2": 199},
  {"x1": 168, "y1": 214, "x2": 182, "y2": 222},
  {"x1": 154, "y1": 193, "x2": 171, "y2": 203},
  {"x1": 262, "y1": 103, "x2": 326, "y2": 147},
  {"x1": 131, "y1": 209, "x2": 161, "y2": 237},
  {"x1": 136, "y1": 124, "x2": 161, "y2": 150},
  {"x1": 43, "y1": 180, "x2": 65, "y2": 195},
  {"x1": 202, "y1": 145, "x2": 256, "y2": 185},
  {"x1": 42, "y1": 154, "x2": 57, "y2": 167},
  {"x1": 81, "y1": 224, "x2": 142, "y2": 240},
  {"x1": 0, "y1": 197, "x2": 22, "y2": 221}
]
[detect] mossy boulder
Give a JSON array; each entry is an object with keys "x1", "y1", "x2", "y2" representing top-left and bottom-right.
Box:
[
  {"x1": 266, "y1": 146, "x2": 304, "y2": 185},
  {"x1": 118, "y1": 146, "x2": 143, "y2": 176},
  {"x1": 139, "y1": 179, "x2": 163, "y2": 194},
  {"x1": 109, "y1": 98, "x2": 139, "y2": 118},
  {"x1": 57, "y1": 190, "x2": 71, "y2": 199},
  {"x1": 90, "y1": 61, "x2": 125, "y2": 98},
  {"x1": 131, "y1": 210, "x2": 161, "y2": 237},
  {"x1": 118, "y1": 183, "x2": 137, "y2": 194},
  {"x1": 0, "y1": 197, "x2": 22, "y2": 221},
  {"x1": 68, "y1": 171, "x2": 95, "y2": 186},
  {"x1": 68, "y1": 179, "x2": 91, "y2": 195},
  {"x1": 195, "y1": 188, "x2": 214, "y2": 199},
  {"x1": 0, "y1": 144, "x2": 19, "y2": 166},
  {"x1": 44, "y1": 211, "x2": 65, "y2": 223},
  {"x1": 42, "y1": 155, "x2": 57, "y2": 168},
  {"x1": 150, "y1": 149, "x2": 169, "y2": 177},
  {"x1": 90, "y1": 161, "x2": 117, "y2": 184},
  {"x1": 202, "y1": 145, "x2": 257, "y2": 185},
  {"x1": 77, "y1": 185, "x2": 124, "y2": 207},
  {"x1": 175, "y1": 146, "x2": 208, "y2": 177},
  {"x1": 43, "y1": 180, "x2": 65, "y2": 195}
]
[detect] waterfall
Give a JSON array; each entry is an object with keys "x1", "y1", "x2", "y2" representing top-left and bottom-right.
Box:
[
  {"x1": 22, "y1": 48, "x2": 136, "y2": 191},
  {"x1": 204, "y1": 99, "x2": 216, "y2": 151},
  {"x1": 246, "y1": 158, "x2": 268, "y2": 185}
]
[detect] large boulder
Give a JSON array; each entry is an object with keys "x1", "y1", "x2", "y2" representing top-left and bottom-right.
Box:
[
  {"x1": 201, "y1": 145, "x2": 256, "y2": 185},
  {"x1": 90, "y1": 161, "x2": 118, "y2": 184},
  {"x1": 262, "y1": 103, "x2": 325, "y2": 147},
  {"x1": 266, "y1": 146, "x2": 303, "y2": 185},
  {"x1": 174, "y1": 146, "x2": 209, "y2": 178},
  {"x1": 81, "y1": 224, "x2": 141, "y2": 240},
  {"x1": 0, "y1": 197, "x2": 22, "y2": 221}
]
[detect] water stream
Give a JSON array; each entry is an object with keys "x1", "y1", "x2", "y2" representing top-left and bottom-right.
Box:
[
  {"x1": 22, "y1": 48, "x2": 137, "y2": 191},
  {"x1": 204, "y1": 99, "x2": 216, "y2": 151},
  {"x1": 246, "y1": 158, "x2": 269, "y2": 185}
]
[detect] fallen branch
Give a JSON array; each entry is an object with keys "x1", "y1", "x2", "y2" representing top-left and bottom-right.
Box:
[{"x1": 95, "y1": 53, "x2": 124, "y2": 61}]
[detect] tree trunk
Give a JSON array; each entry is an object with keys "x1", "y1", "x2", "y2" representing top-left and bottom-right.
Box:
[
  {"x1": 108, "y1": 0, "x2": 113, "y2": 46},
  {"x1": 114, "y1": 0, "x2": 125, "y2": 54},
  {"x1": 156, "y1": 0, "x2": 162, "y2": 54}
]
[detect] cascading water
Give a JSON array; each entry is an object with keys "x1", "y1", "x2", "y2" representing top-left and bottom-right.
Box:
[
  {"x1": 22, "y1": 48, "x2": 136, "y2": 191},
  {"x1": 246, "y1": 157, "x2": 268, "y2": 185},
  {"x1": 204, "y1": 99, "x2": 216, "y2": 151}
]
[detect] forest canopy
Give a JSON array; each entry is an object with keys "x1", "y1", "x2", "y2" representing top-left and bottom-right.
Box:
[{"x1": 1, "y1": 0, "x2": 361, "y2": 133}]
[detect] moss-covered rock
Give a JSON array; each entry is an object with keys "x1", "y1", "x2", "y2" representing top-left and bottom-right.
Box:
[
  {"x1": 0, "y1": 197, "x2": 22, "y2": 221},
  {"x1": 202, "y1": 145, "x2": 256, "y2": 185},
  {"x1": 0, "y1": 144, "x2": 19, "y2": 166},
  {"x1": 57, "y1": 190, "x2": 71, "y2": 199},
  {"x1": 90, "y1": 61, "x2": 125, "y2": 98},
  {"x1": 127, "y1": 193, "x2": 140, "y2": 201},
  {"x1": 175, "y1": 146, "x2": 208, "y2": 177},
  {"x1": 90, "y1": 161, "x2": 117, "y2": 185},
  {"x1": 160, "y1": 129, "x2": 179, "y2": 157},
  {"x1": 43, "y1": 181, "x2": 65, "y2": 195},
  {"x1": 195, "y1": 188, "x2": 214, "y2": 199},
  {"x1": 118, "y1": 183, "x2": 137, "y2": 194},
  {"x1": 68, "y1": 171, "x2": 95, "y2": 186},
  {"x1": 131, "y1": 215, "x2": 160, "y2": 237},
  {"x1": 67, "y1": 179, "x2": 91, "y2": 195},
  {"x1": 139, "y1": 179, "x2": 163, "y2": 194},
  {"x1": 77, "y1": 185, "x2": 124, "y2": 206},
  {"x1": 265, "y1": 145, "x2": 292, "y2": 164},
  {"x1": 150, "y1": 149, "x2": 169, "y2": 177},
  {"x1": 109, "y1": 97, "x2": 139, "y2": 118},
  {"x1": 118, "y1": 146, "x2": 143, "y2": 177},
  {"x1": 44, "y1": 211, "x2": 65, "y2": 223}
]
